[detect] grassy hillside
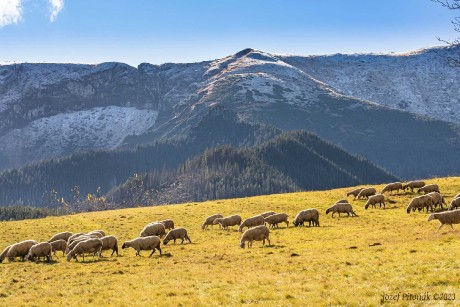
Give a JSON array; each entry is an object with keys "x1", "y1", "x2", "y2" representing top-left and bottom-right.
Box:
[{"x1": 1, "y1": 177, "x2": 459, "y2": 305}]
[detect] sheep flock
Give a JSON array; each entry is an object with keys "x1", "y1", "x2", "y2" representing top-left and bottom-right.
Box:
[{"x1": 1, "y1": 180, "x2": 459, "y2": 265}]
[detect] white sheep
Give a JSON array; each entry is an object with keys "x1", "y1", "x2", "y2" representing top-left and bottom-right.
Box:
[
  {"x1": 67, "y1": 238, "x2": 103, "y2": 262},
  {"x1": 86, "y1": 230, "x2": 105, "y2": 238},
  {"x1": 326, "y1": 202, "x2": 358, "y2": 217},
  {"x1": 346, "y1": 188, "x2": 364, "y2": 199},
  {"x1": 364, "y1": 194, "x2": 386, "y2": 209},
  {"x1": 238, "y1": 215, "x2": 265, "y2": 232},
  {"x1": 448, "y1": 198, "x2": 460, "y2": 211},
  {"x1": 163, "y1": 228, "x2": 192, "y2": 245},
  {"x1": 48, "y1": 231, "x2": 73, "y2": 243},
  {"x1": 406, "y1": 195, "x2": 433, "y2": 213},
  {"x1": 158, "y1": 219, "x2": 175, "y2": 230},
  {"x1": 6, "y1": 240, "x2": 38, "y2": 262},
  {"x1": 240, "y1": 225, "x2": 270, "y2": 248},
  {"x1": 263, "y1": 213, "x2": 289, "y2": 229},
  {"x1": 356, "y1": 187, "x2": 376, "y2": 199},
  {"x1": 213, "y1": 215, "x2": 242, "y2": 231},
  {"x1": 50, "y1": 239, "x2": 68, "y2": 256},
  {"x1": 140, "y1": 223, "x2": 166, "y2": 238},
  {"x1": 100, "y1": 236, "x2": 119, "y2": 257},
  {"x1": 0, "y1": 245, "x2": 11, "y2": 263},
  {"x1": 403, "y1": 180, "x2": 425, "y2": 193},
  {"x1": 292, "y1": 209, "x2": 320, "y2": 227},
  {"x1": 381, "y1": 182, "x2": 403, "y2": 195},
  {"x1": 426, "y1": 192, "x2": 446, "y2": 209},
  {"x1": 418, "y1": 184, "x2": 440, "y2": 194},
  {"x1": 122, "y1": 236, "x2": 162, "y2": 257},
  {"x1": 66, "y1": 235, "x2": 101, "y2": 254},
  {"x1": 67, "y1": 233, "x2": 85, "y2": 243},
  {"x1": 27, "y1": 242, "x2": 52, "y2": 262},
  {"x1": 428, "y1": 210, "x2": 460, "y2": 231},
  {"x1": 202, "y1": 214, "x2": 224, "y2": 230}
]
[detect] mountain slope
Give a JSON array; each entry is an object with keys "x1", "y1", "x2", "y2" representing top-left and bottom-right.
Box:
[{"x1": 107, "y1": 131, "x2": 398, "y2": 206}]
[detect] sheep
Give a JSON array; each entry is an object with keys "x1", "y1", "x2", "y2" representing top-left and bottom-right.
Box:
[
  {"x1": 202, "y1": 214, "x2": 224, "y2": 230},
  {"x1": 260, "y1": 211, "x2": 276, "y2": 218},
  {"x1": 100, "y1": 236, "x2": 118, "y2": 257},
  {"x1": 364, "y1": 194, "x2": 386, "y2": 209},
  {"x1": 346, "y1": 188, "x2": 364, "y2": 199},
  {"x1": 6, "y1": 240, "x2": 38, "y2": 262},
  {"x1": 326, "y1": 202, "x2": 358, "y2": 217},
  {"x1": 454, "y1": 193, "x2": 460, "y2": 200},
  {"x1": 122, "y1": 236, "x2": 162, "y2": 257},
  {"x1": 163, "y1": 228, "x2": 192, "y2": 245},
  {"x1": 292, "y1": 209, "x2": 320, "y2": 227},
  {"x1": 140, "y1": 223, "x2": 166, "y2": 238},
  {"x1": 428, "y1": 210, "x2": 460, "y2": 231},
  {"x1": 50, "y1": 239, "x2": 68, "y2": 256},
  {"x1": 356, "y1": 187, "x2": 376, "y2": 200},
  {"x1": 239, "y1": 225, "x2": 270, "y2": 248},
  {"x1": 403, "y1": 180, "x2": 425, "y2": 193},
  {"x1": 213, "y1": 215, "x2": 242, "y2": 231},
  {"x1": 426, "y1": 192, "x2": 446, "y2": 209},
  {"x1": 0, "y1": 245, "x2": 11, "y2": 263},
  {"x1": 159, "y1": 219, "x2": 175, "y2": 230},
  {"x1": 263, "y1": 213, "x2": 289, "y2": 229},
  {"x1": 66, "y1": 235, "x2": 101, "y2": 254},
  {"x1": 86, "y1": 230, "x2": 105, "y2": 238},
  {"x1": 448, "y1": 198, "x2": 460, "y2": 211},
  {"x1": 48, "y1": 231, "x2": 73, "y2": 243},
  {"x1": 418, "y1": 184, "x2": 440, "y2": 194},
  {"x1": 238, "y1": 215, "x2": 265, "y2": 232},
  {"x1": 406, "y1": 195, "x2": 433, "y2": 213},
  {"x1": 381, "y1": 182, "x2": 403, "y2": 195},
  {"x1": 27, "y1": 242, "x2": 52, "y2": 262},
  {"x1": 67, "y1": 238, "x2": 103, "y2": 262}
]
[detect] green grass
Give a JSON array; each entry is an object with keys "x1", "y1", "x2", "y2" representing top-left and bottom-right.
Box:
[{"x1": 1, "y1": 177, "x2": 460, "y2": 306}]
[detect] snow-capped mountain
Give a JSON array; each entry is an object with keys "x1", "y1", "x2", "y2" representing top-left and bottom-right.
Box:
[{"x1": 0, "y1": 46, "x2": 459, "y2": 178}]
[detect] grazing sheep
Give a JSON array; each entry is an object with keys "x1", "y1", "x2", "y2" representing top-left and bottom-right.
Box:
[
  {"x1": 6, "y1": 240, "x2": 38, "y2": 262},
  {"x1": 381, "y1": 182, "x2": 403, "y2": 195},
  {"x1": 406, "y1": 195, "x2": 433, "y2": 213},
  {"x1": 427, "y1": 192, "x2": 446, "y2": 209},
  {"x1": 240, "y1": 225, "x2": 270, "y2": 248},
  {"x1": 122, "y1": 236, "x2": 162, "y2": 257},
  {"x1": 238, "y1": 215, "x2": 265, "y2": 232},
  {"x1": 346, "y1": 188, "x2": 364, "y2": 199},
  {"x1": 263, "y1": 213, "x2": 289, "y2": 229},
  {"x1": 158, "y1": 219, "x2": 175, "y2": 230},
  {"x1": 67, "y1": 238, "x2": 103, "y2": 262},
  {"x1": 202, "y1": 214, "x2": 224, "y2": 230},
  {"x1": 100, "y1": 236, "x2": 119, "y2": 257},
  {"x1": 163, "y1": 228, "x2": 192, "y2": 245},
  {"x1": 86, "y1": 230, "x2": 105, "y2": 238},
  {"x1": 428, "y1": 210, "x2": 460, "y2": 231},
  {"x1": 292, "y1": 209, "x2": 320, "y2": 227},
  {"x1": 27, "y1": 242, "x2": 52, "y2": 262},
  {"x1": 67, "y1": 233, "x2": 85, "y2": 243},
  {"x1": 418, "y1": 184, "x2": 440, "y2": 194},
  {"x1": 140, "y1": 223, "x2": 166, "y2": 238},
  {"x1": 48, "y1": 231, "x2": 73, "y2": 243},
  {"x1": 403, "y1": 180, "x2": 425, "y2": 193},
  {"x1": 260, "y1": 211, "x2": 276, "y2": 218},
  {"x1": 213, "y1": 215, "x2": 242, "y2": 231},
  {"x1": 50, "y1": 239, "x2": 68, "y2": 256},
  {"x1": 326, "y1": 202, "x2": 358, "y2": 217},
  {"x1": 66, "y1": 235, "x2": 100, "y2": 254},
  {"x1": 356, "y1": 187, "x2": 376, "y2": 200},
  {"x1": 448, "y1": 198, "x2": 460, "y2": 211},
  {"x1": 0, "y1": 245, "x2": 11, "y2": 263},
  {"x1": 364, "y1": 194, "x2": 386, "y2": 210}
]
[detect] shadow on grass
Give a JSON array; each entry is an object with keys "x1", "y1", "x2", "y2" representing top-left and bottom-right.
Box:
[{"x1": 160, "y1": 252, "x2": 173, "y2": 258}]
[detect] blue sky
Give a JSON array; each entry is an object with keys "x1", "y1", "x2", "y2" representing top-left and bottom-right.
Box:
[{"x1": 0, "y1": 0, "x2": 458, "y2": 66}]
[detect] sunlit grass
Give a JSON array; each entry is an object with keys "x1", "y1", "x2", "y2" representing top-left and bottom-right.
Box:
[{"x1": 1, "y1": 177, "x2": 459, "y2": 305}]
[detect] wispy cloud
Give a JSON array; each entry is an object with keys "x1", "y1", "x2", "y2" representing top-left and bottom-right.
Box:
[
  {"x1": 0, "y1": 0, "x2": 23, "y2": 27},
  {"x1": 49, "y1": 0, "x2": 64, "y2": 22}
]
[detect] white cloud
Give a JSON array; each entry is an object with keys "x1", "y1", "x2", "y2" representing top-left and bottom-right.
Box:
[
  {"x1": 49, "y1": 0, "x2": 63, "y2": 22},
  {"x1": 0, "y1": 0, "x2": 23, "y2": 27}
]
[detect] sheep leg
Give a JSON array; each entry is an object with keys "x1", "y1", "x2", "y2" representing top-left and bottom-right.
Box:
[
  {"x1": 156, "y1": 245, "x2": 162, "y2": 255},
  {"x1": 449, "y1": 224, "x2": 454, "y2": 230},
  {"x1": 149, "y1": 249, "x2": 155, "y2": 257},
  {"x1": 437, "y1": 223, "x2": 445, "y2": 231},
  {"x1": 173, "y1": 238, "x2": 177, "y2": 244},
  {"x1": 186, "y1": 235, "x2": 192, "y2": 244},
  {"x1": 181, "y1": 238, "x2": 185, "y2": 244}
]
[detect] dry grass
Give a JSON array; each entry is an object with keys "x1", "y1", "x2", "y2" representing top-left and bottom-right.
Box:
[{"x1": 1, "y1": 177, "x2": 460, "y2": 306}]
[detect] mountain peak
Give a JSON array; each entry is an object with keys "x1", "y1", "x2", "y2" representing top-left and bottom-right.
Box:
[{"x1": 234, "y1": 48, "x2": 256, "y2": 57}]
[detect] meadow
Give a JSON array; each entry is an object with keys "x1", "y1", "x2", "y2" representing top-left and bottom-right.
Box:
[{"x1": 1, "y1": 177, "x2": 459, "y2": 306}]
